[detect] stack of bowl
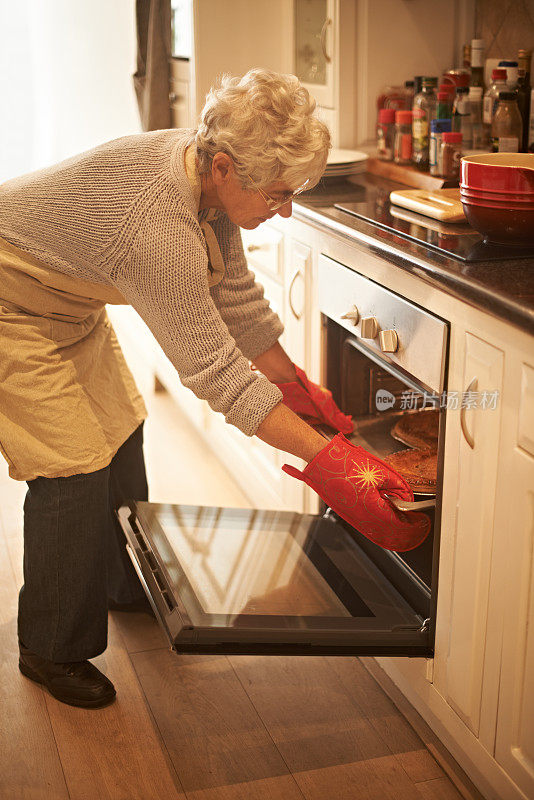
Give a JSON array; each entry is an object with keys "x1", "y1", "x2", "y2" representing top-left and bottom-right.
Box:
[{"x1": 460, "y1": 153, "x2": 534, "y2": 245}]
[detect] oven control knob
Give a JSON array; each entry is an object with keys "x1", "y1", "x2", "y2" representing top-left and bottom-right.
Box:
[
  {"x1": 379, "y1": 329, "x2": 399, "y2": 353},
  {"x1": 340, "y1": 305, "x2": 359, "y2": 325},
  {"x1": 360, "y1": 316, "x2": 379, "y2": 338}
]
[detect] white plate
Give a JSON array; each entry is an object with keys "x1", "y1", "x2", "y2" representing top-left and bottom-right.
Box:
[{"x1": 327, "y1": 148, "x2": 369, "y2": 166}]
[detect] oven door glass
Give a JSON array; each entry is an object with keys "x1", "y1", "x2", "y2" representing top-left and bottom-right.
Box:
[{"x1": 117, "y1": 501, "x2": 431, "y2": 656}]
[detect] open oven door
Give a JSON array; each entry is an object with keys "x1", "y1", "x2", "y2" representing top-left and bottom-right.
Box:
[{"x1": 117, "y1": 500, "x2": 432, "y2": 657}]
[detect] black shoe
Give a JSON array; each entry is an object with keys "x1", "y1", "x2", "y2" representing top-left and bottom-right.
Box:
[
  {"x1": 108, "y1": 595, "x2": 156, "y2": 617},
  {"x1": 19, "y1": 643, "x2": 116, "y2": 709}
]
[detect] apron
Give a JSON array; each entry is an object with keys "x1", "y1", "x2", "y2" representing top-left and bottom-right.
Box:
[{"x1": 0, "y1": 236, "x2": 147, "y2": 481}]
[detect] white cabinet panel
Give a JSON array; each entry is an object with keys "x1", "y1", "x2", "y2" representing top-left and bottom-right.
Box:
[
  {"x1": 494, "y1": 360, "x2": 534, "y2": 800},
  {"x1": 439, "y1": 332, "x2": 504, "y2": 737}
]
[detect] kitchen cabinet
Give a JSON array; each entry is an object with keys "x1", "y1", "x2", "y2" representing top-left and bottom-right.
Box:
[
  {"x1": 168, "y1": 0, "x2": 292, "y2": 134},
  {"x1": 167, "y1": 0, "x2": 357, "y2": 147},
  {"x1": 433, "y1": 334, "x2": 504, "y2": 742},
  {"x1": 493, "y1": 357, "x2": 534, "y2": 800}
]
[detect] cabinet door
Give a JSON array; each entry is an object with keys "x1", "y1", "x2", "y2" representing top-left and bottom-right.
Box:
[
  {"x1": 494, "y1": 360, "x2": 534, "y2": 799},
  {"x1": 436, "y1": 333, "x2": 504, "y2": 738},
  {"x1": 294, "y1": 0, "x2": 336, "y2": 108}
]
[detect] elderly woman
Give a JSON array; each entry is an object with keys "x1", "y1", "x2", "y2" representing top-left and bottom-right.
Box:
[{"x1": 0, "y1": 69, "x2": 428, "y2": 709}]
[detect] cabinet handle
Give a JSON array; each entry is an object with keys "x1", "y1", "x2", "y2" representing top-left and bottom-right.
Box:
[
  {"x1": 320, "y1": 17, "x2": 332, "y2": 64},
  {"x1": 247, "y1": 243, "x2": 263, "y2": 252},
  {"x1": 288, "y1": 268, "x2": 303, "y2": 320},
  {"x1": 460, "y1": 376, "x2": 478, "y2": 449}
]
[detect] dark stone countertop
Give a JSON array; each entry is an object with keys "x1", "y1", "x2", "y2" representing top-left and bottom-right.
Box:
[{"x1": 293, "y1": 175, "x2": 534, "y2": 337}]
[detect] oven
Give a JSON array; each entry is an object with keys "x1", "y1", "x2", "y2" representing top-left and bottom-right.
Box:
[{"x1": 117, "y1": 254, "x2": 449, "y2": 658}]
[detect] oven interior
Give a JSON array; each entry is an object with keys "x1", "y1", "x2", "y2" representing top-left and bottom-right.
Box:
[{"x1": 322, "y1": 319, "x2": 445, "y2": 619}]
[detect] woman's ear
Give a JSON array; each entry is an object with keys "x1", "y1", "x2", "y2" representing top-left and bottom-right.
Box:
[{"x1": 211, "y1": 152, "x2": 235, "y2": 187}]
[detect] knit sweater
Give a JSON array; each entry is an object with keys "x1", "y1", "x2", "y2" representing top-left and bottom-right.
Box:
[{"x1": 0, "y1": 129, "x2": 284, "y2": 437}]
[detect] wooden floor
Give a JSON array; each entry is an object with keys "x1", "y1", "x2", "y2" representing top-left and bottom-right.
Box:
[{"x1": 0, "y1": 381, "x2": 467, "y2": 800}]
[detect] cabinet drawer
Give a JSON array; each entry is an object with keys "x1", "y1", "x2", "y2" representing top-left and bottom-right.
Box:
[
  {"x1": 169, "y1": 79, "x2": 190, "y2": 128},
  {"x1": 241, "y1": 225, "x2": 283, "y2": 282}
]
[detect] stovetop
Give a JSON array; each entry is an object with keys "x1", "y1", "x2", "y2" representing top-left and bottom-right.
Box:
[{"x1": 333, "y1": 181, "x2": 534, "y2": 263}]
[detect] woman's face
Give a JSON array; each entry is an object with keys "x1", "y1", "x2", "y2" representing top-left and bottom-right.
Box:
[{"x1": 209, "y1": 153, "x2": 294, "y2": 229}]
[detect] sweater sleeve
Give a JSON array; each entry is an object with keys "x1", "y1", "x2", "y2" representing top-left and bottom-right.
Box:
[
  {"x1": 109, "y1": 200, "x2": 283, "y2": 437},
  {"x1": 208, "y1": 214, "x2": 284, "y2": 361}
]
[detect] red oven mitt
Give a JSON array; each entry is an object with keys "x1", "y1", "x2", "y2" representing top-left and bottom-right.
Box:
[
  {"x1": 273, "y1": 363, "x2": 354, "y2": 435},
  {"x1": 282, "y1": 433, "x2": 431, "y2": 552}
]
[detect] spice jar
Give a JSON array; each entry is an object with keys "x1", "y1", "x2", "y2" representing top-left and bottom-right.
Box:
[
  {"x1": 394, "y1": 110, "x2": 413, "y2": 164},
  {"x1": 492, "y1": 91, "x2": 523, "y2": 152},
  {"x1": 376, "y1": 108, "x2": 396, "y2": 160},
  {"x1": 430, "y1": 119, "x2": 452, "y2": 175},
  {"x1": 440, "y1": 131, "x2": 463, "y2": 179}
]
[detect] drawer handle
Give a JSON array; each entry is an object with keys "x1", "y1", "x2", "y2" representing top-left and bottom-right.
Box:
[
  {"x1": 320, "y1": 17, "x2": 332, "y2": 63},
  {"x1": 288, "y1": 268, "x2": 304, "y2": 320},
  {"x1": 460, "y1": 376, "x2": 478, "y2": 449},
  {"x1": 247, "y1": 243, "x2": 263, "y2": 252}
]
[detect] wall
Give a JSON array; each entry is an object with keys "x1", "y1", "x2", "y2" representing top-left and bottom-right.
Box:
[
  {"x1": 475, "y1": 0, "x2": 534, "y2": 58},
  {"x1": 0, "y1": 0, "x2": 141, "y2": 182},
  {"x1": 355, "y1": 0, "x2": 476, "y2": 144}
]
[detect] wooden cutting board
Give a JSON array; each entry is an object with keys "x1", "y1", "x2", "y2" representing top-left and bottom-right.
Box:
[{"x1": 389, "y1": 188, "x2": 465, "y2": 222}]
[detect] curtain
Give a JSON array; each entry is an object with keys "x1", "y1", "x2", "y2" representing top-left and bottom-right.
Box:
[{"x1": 133, "y1": 0, "x2": 172, "y2": 131}]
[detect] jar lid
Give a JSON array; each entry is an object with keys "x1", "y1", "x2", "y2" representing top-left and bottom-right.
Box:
[
  {"x1": 422, "y1": 77, "x2": 438, "y2": 86},
  {"x1": 498, "y1": 60, "x2": 518, "y2": 67},
  {"x1": 442, "y1": 132, "x2": 462, "y2": 143},
  {"x1": 431, "y1": 118, "x2": 452, "y2": 133},
  {"x1": 492, "y1": 68, "x2": 507, "y2": 80},
  {"x1": 498, "y1": 91, "x2": 517, "y2": 100},
  {"x1": 395, "y1": 110, "x2": 412, "y2": 124},
  {"x1": 378, "y1": 108, "x2": 396, "y2": 123}
]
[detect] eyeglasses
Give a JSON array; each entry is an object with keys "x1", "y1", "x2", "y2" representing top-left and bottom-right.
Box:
[{"x1": 246, "y1": 174, "x2": 310, "y2": 211}]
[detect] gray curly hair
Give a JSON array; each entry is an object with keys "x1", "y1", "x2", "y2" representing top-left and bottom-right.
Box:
[{"x1": 195, "y1": 68, "x2": 331, "y2": 191}]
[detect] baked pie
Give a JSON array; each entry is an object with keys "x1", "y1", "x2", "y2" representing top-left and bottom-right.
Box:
[
  {"x1": 391, "y1": 409, "x2": 439, "y2": 449},
  {"x1": 383, "y1": 448, "x2": 437, "y2": 494}
]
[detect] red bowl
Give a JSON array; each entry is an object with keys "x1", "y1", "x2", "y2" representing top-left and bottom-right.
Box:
[
  {"x1": 461, "y1": 153, "x2": 534, "y2": 193},
  {"x1": 460, "y1": 185, "x2": 534, "y2": 203},
  {"x1": 460, "y1": 191, "x2": 534, "y2": 208},
  {"x1": 461, "y1": 201, "x2": 534, "y2": 244}
]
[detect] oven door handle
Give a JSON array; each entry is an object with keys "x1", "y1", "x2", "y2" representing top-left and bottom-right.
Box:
[{"x1": 383, "y1": 492, "x2": 436, "y2": 511}]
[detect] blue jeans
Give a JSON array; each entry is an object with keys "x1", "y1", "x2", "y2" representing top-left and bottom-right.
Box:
[{"x1": 18, "y1": 423, "x2": 148, "y2": 662}]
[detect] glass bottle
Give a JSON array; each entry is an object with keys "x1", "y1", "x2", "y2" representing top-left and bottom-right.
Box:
[
  {"x1": 412, "y1": 77, "x2": 437, "y2": 170},
  {"x1": 492, "y1": 92, "x2": 523, "y2": 152},
  {"x1": 498, "y1": 60, "x2": 519, "y2": 90},
  {"x1": 376, "y1": 108, "x2": 396, "y2": 160},
  {"x1": 430, "y1": 119, "x2": 452, "y2": 175},
  {"x1": 483, "y1": 69, "x2": 508, "y2": 127},
  {"x1": 394, "y1": 110, "x2": 413, "y2": 164},
  {"x1": 436, "y1": 92, "x2": 452, "y2": 119},
  {"x1": 452, "y1": 86, "x2": 472, "y2": 147},
  {"x1": 462, "y1": 43, "x2": 471, "y2": 70},
  {"x1": 517, "y1": 49, "x2": 532, "y2": 152},
  {"x1": 469, "y1": 86, "x2": 486, "y2": 149},
  {"x1": 470, "y1": 39, "x2": 485, "y2": 88},
  {"x1": 440, "y1": 132, "x2": 463, "y2": 180}
]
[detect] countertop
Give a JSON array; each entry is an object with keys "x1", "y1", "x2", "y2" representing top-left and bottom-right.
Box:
[{"x1": 293, "y1": 174, "x2": 534, "y2": 336}]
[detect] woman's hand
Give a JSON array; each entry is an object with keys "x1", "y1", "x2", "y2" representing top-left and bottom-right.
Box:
[{"x1": 274, "y1": 363, "x2": 353, "y2": 435}]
